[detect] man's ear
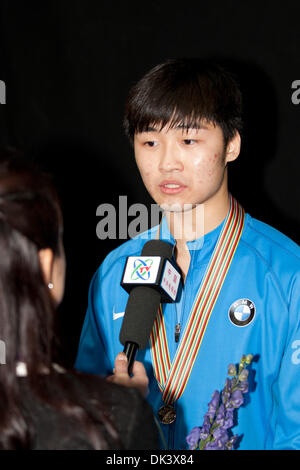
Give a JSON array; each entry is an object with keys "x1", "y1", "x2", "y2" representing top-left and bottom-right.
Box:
[
  {"x1": 38, "y1": 248, "x2": 54, "y2": 285},
  {"x1": 225, "y1": 131, "x2": 241, "y2": 163}
]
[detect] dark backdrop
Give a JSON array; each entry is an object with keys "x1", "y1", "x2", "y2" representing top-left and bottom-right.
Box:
[{"x1": 0, "y1": 0, "x2": 299, "y2": 364}]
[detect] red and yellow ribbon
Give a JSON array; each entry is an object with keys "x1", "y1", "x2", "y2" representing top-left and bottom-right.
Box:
[{"x1": 150, "y1": 196, "x2": 245, "y2": 404}]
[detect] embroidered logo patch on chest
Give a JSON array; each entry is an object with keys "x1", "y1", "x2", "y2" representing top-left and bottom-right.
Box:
[{"x1": 228, "y1": 299, "x2": 256, "y2": 327}]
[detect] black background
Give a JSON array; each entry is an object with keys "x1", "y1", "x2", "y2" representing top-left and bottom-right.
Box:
[{"x1": 0, "y1": 0, "x2": 299, "y2": 364}]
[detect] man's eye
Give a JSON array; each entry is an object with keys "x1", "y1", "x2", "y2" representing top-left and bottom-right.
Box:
[
  {"x1": 183, "y1": 139, "x2": 197, "y2": 145},
  {"x1": 144, "y1": 141, "x2": 157, "y2": 147}
]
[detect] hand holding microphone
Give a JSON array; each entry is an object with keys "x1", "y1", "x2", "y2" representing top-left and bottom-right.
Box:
[
  {"x1": 119, "y1": 240, "x2": 181, "y2": 374},
  {"x1": 106, "y1": 352, "x2": 149, "y2": 397}
]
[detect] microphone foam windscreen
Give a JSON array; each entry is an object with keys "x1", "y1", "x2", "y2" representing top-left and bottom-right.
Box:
[
  {"x1": 119, "y1": 286, "x2": 161, "y2": 349},
  {"x1": 141, "y1": 240, "x2": 174, "y2": 258}
]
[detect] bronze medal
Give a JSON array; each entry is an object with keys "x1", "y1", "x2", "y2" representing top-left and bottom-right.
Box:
[{"x1": 158, "y1": 404, "x2": 176, "y2": 424}]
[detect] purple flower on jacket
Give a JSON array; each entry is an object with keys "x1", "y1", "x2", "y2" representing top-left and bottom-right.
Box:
[
  {"x1": 239, "y1": 368, "x2": 249, "y2": 381},
  {"x1": 215, "y1": 403, "x2": 225, "y2": 426},
  {"x1": 199, "y1": 414, "x2": 211, "y2": 440},
  {"x1": 205, "y1": 431, "x2": 229, "y2": 450},
  {"x1": 207, "y1": 390, "x2": 220, "y2": 420},
  {"x1": 222, "y1": 378, "x2": 232, "y2": 403},
  {"x1": 230, "y1": 389, "x2": 244, "y2": 408},
  {"x1": 186, "y1": 427, "x2": 201, "y2": 449},
  {"x1": 227, "y1": 364, "x2": 237, "y2": 376},
  {"x1": 226, "y1": 434, "x2": 238, "y2": 450},
  {"x1": 224, "y1": 408, "x2": 234, "y2": 429},
  {"x1": 238, "y1": 380, "x2": 249, "y2": 394},
  {"x1": 213, "y1": 426, "x2": 225, "y2": 440},
  {"x1": 185, "y1": 354, "x2": 253, "y2": 451}
]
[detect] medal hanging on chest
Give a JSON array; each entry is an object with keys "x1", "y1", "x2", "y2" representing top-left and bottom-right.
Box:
[
  {"x1": 158, "y1": 404, "x2": 177, "y2": 425},
  {"x1": 150, "y1": 196, "x2": 245, "y2": 424}
]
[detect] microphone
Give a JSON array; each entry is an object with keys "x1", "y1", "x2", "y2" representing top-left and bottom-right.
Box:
[{"x1": 119, "y1": 240, "x2": 181, "y2": 373}]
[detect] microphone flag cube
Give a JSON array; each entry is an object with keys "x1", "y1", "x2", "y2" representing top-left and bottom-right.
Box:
[{"x1": 121, "y1": 255, "x2": 181, "y2": 302}]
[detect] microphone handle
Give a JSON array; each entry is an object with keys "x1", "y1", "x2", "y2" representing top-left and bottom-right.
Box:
[{"x1": 123, "y1": 341, "x2": 139, "y2": 375}]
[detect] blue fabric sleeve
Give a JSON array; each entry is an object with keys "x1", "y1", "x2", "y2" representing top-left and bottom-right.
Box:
[{"x1": 271, "y1": 273, "x2": 300, "y2": 449}]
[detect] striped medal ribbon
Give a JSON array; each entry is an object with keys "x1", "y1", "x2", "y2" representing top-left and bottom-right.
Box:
[{"x1": 150, "y1": 196, "x2": 245, "y2": 412}]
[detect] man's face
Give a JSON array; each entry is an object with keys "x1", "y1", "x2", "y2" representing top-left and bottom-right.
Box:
[{"x1": 134, "y1": 121, "x2": 240, "y2": 212}]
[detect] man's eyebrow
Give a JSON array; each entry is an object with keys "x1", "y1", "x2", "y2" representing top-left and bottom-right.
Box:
[
  {"x1": 139, "y1": 123, "x2": 209, "y2": 133},
  {"x1": 175, "y1": 123, "x2": 208, "y2": 131}
]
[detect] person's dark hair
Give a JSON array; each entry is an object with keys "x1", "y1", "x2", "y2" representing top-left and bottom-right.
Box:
[
  {"x1": 0, "y1": 149, "x2": 120, "y2": 449},
  {"x1": 124, "y1": 58, "x2": 243, "y2": 147}
]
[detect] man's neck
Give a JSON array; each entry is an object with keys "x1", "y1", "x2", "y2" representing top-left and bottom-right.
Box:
[
  {"x1": 163, "y1": 186, "x2": 230, "y2": 282},
  {"x1": 164, "y1": 188, "x2": 230, "y2": 249}
]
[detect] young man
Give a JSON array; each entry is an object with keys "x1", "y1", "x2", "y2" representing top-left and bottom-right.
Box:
[{"x1": 75, "y1": 59, "x2": 300, "y2": 450}]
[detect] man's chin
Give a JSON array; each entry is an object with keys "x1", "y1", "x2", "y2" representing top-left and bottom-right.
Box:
[{"x1": 160, "y1": 202, "x2": 198, "y2": 213}]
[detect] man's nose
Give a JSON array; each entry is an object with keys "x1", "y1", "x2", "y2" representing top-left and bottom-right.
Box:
[{"x1": 158, "y1": 142, "x2": 183, "y2": 172}]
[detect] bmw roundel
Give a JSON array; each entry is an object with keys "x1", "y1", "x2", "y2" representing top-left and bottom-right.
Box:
[{"x1": 228, "y1": 299, "x2": 256, "y2": 327}]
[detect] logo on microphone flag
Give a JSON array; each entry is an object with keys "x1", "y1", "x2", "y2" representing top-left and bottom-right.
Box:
[
  {"x1": 130, "y1": 258, "x2": 154, "y2": 281},
  {"x1": 122, "y1": 256, "x2": 161, "y2": 284}
]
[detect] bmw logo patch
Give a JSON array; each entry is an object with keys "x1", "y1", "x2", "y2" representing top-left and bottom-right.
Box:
[{"x1": 229, "y1": 299, "x2": 255, "y2": 327}]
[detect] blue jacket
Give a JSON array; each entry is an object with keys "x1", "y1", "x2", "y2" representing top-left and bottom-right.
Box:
[{"x1": 75, "y1": 210, "x2": 300, "y2": 450}]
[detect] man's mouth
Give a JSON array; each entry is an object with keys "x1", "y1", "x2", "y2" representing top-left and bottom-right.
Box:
[{"x1": 159, "y1": 181, "x2": 187, "y2": 194}]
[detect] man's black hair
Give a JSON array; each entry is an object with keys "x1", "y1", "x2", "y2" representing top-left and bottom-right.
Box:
[{"x1": 124, "y1": 58, "x2": 243, "y2": 146}]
